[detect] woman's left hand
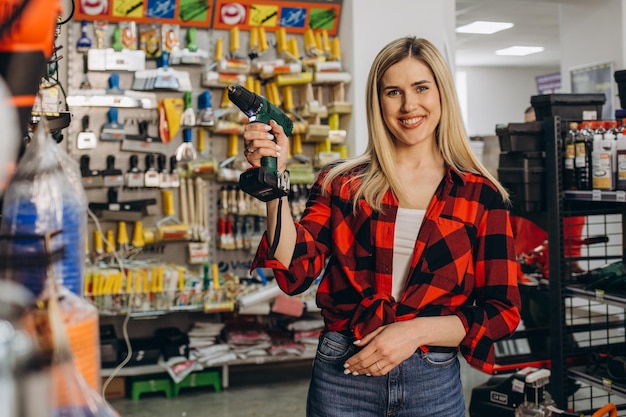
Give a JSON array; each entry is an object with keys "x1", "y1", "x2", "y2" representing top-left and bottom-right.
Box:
[{"x1": 343, "y1": 321, "x2": 422, "y2": 376}]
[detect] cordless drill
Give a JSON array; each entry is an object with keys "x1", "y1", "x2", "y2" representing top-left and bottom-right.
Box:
[{"x1": 227, "y1": 84, "x2": 293, "y2": 201}]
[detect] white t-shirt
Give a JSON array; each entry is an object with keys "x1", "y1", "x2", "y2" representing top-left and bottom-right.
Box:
[{"x1": 392, "y1": 208, "x2": 425, "y2": 301}]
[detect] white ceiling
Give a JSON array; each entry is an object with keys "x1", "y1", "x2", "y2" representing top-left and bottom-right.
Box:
[{"x1": 455, "y1": 0, "x2": 593, "y2": 68}]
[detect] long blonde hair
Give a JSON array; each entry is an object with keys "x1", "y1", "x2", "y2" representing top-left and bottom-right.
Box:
[{"x1": 322, "y1": 36, "x2": 509, "y2": 211}]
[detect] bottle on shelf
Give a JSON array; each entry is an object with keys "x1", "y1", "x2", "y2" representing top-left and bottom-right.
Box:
[
  {"x1": 574, "y1": 121, "x2": 593, "y2": 190},
  {"x1": 591, "y1": 120, "x2": 613, "y2": 190},
  {"x1": 616, "y1": 118, "x2": 626, "y2": 190},
  {"x1": 563, "y1": 122, "x2": 578, "y2": 190}
]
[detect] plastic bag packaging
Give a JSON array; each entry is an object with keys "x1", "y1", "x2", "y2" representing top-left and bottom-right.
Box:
[
  {"x1": 0, "y1": 120, "x2": 87, "y2": 297},
  {"x1": 36, "y1": 253, "x2": 117, "y2": 417},
  {"x1": 49, "y1": 134, "x2": 88, "y2": 296}
]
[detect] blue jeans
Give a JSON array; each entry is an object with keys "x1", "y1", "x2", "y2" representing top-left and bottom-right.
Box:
[{"x1": 307, "y1": 331, "x2": 465, "y2": 417}]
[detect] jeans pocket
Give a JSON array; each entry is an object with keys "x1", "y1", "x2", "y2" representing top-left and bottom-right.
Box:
[
  {"x1": 420, "y1": 350, "x2": 458, "y2": 367},
  {"x1": 316, "y1": 332, "x2": 355, "y2": 363}
]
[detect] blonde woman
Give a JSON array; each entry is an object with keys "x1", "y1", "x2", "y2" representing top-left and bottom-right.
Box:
[{"x1": 243, "y1": 36, "x2": 521, "y2": 417}]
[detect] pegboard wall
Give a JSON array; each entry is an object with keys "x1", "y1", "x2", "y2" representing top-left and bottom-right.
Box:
[{"x1": 62, "y1": 16, "x2": 351, "y2": 280}]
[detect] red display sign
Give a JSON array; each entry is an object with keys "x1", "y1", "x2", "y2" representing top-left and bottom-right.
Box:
[
  {"x1": 74, "y1": 0, "x2": 213, "y2": 26},
  {"x1": 74, "y1": 0, "x2": 342, "y2": 33},
  {"x1": 213, "y1": 0, "x2": 341, "y2": 35}
]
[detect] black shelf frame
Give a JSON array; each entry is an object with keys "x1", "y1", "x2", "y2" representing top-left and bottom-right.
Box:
[{"x1": 546, "y1": 115, "x2": 626, "y2": 409}]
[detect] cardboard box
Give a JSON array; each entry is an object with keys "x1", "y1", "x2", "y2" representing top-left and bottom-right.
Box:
[{"x1": 102, "y1": 376, "x2": 126, "y2": 399}]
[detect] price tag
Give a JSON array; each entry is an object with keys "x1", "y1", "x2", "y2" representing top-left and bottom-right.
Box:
[
  {"x1": 592, "y1": 189, "x2": 602, "y2": 201},
  {"x1": 511, "y1": 379, "x2": 525, "y2": 393},
  {"x1": 595, "y1": 288, "x2": 605, "y2": 301},
  {"x1": 617, "y1": 191, "x2": 626, "y2": 202},
  {"x1": 602, "y1": 377, "x2": 613, "y2": 392}
]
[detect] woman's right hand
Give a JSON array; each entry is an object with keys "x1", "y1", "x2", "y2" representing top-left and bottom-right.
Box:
[{"x1": 242, "y1": 119, "x2": 288, "y2": 172}]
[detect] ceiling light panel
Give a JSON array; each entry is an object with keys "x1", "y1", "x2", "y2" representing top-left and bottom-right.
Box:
[
  {"x1": 495, "y1": 46, "x2": 545, "y2": 56},
  {"x1": 455, "y1": 20, "x2": 514, "y2": 34}
]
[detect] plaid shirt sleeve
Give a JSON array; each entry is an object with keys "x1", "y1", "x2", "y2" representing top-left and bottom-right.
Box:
[{"x1": 451, "y1": 176, "x2": 521, "y2": 373}]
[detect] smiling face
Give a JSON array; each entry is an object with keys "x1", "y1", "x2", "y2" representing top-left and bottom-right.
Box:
[{"x1": 379, "y1": 57, "x2": 441, "y2": 150}]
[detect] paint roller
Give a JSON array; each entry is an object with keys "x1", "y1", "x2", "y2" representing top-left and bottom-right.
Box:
[{"x1": 155, "y1": 189, "x2": 190, "y2": 241}]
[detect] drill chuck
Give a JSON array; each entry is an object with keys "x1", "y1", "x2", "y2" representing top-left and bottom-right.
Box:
[{"x1": 227, "y1": 85, "x2": 294, "y2": 136}]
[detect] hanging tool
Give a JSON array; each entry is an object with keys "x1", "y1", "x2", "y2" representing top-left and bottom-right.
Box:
[
  {"x1": 102, "y1": 155, "x2": 125, "y2": 187},
  {"x1": 76, "y1": 114, "x2": 97, "y2": 149},
  {"x1": 80, "y1": 154, "x2": 104, "y2": 188},
  {"x1": 88, "y1": 188, "x2": 157, "y2": 220},
  {"x1": 217, "y1": 133, "x2": 249, "y2": 183},
  {"x1": 180, "y1": 90, "x2": 196, "y2": 127},
  {"x1": 144, "y1": 154, "x2": 161, "y2": 188},
  {"x1": 100, "y1": 107, "x2": 126, "y2": 141},
  {"x1": 196, "y1": 90, "x2": 215, "y2": 127},
  {"x1": 125, "y1": 154, "x2": 144, "y2": 188},
  {"x1": 79, "y1": 53, "x2": 91, "y2": 89},
  {"x1": 157, "y1": 153, "x2": 171, "y2": 188},
  {"x1": 121, "y1": 120, "x2": 169, "y2": 154},
  {"x1": 227, "y1": 84, "x2": 292, "y2": 201},
  {"x1": 170, "y1": 27, "x2": 209, "y2": 65},
  {"x1": 155, "y1": 189, "x2": 190, "y2": 242},
  {"x1": 175, "y1": 128, "x2": 199, "y2": 165}
]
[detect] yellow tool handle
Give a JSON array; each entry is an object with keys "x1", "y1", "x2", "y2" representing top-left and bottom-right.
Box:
[
  {"x1": 228, "y1": 133, "x2": 238, "y2": 157},
  {"x1": 266, "y1": 81, "x2": 280, "y2": 106},
  {"x1": 214, "y1": 36, "x2": 224, "y2": 61},
  {"x1": 126, "y1": 270, "x2": 133, "y2": 294},
  {"x1": 94, "y1": 229, "x2": 103, "y2": 254},
  {"x1": 276, "y1": 27, "x2": 287, "y2": 54},
  {"x1": 132, "y1": 221, "x2": 145, "y2": 248},
  {"x1": 289, "y1": 37, "x2": 299, "y2": 59},
  {"x1": 314, "y1": 32, "x2": 323, "y2": 52},
  {"x1": 197, "y1": 128, "x2": 206, "y2": 152},
  {"x1": 304, "y1": 29, "x2": 316, "y2": 53},
  {"x1": 117, "y1": 221, "x2": 129, "y2": 245},
  {"x1": 105, "y1": 230, "x2": 115, "y2": 253},
  {"x1": 220, "y1": 87, "x2": 233, "y2": 108},
  {"x1": 328, "y1": 113, "x2": 340, "y2": 130},
  {"x1": 245, "y1": 76, "x2": 255, "y2": 92},
  {"x1": 253, "y1": 79, "x2": 261, "y2": 95},
  {"x1": 212, "y1": 263, "x2": 220, "y2": 289},
  {"x1": 249, "y1": 27, "x2": 258, "y2": 50},
  {"x1": 258, "y1": 27, "x2": 268, "y2": 52},
  {"x1": 331, "y1": 37, "x2": 341, "y2": 61},
  {"x1": 229, "y1": 26, "x2": 239, "y2": 54},
  {"x1": 292, "y1": 132, "x2": 303, "y2": 155},
  {"x1": 161, "y1": 189, "x2": 175, "y2": 216},
  {"x1": 178, "y1": 268, "x2": 185, "y2": 291},
  {"x1": 282, "y1": 86, "x2": 294, "y2": 111},
  {"x1": 322, "y1": 30, "x2": 330, "y2": 54}
]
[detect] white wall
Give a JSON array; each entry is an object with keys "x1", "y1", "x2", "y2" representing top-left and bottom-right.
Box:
[
  {"x1": 559, "y1": 0, "x2": 625, "y2": 115},
  {"x1": 339, "y1": 0, "x2": 456, "y2": 156},
  {"x1": 459, "y1": 65, "x2": 559, "y2": 136}
]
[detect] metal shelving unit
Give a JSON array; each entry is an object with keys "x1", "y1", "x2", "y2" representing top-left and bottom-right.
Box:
[{"x1": 545, "y1": 116, "x2": 626, "y2": 413}]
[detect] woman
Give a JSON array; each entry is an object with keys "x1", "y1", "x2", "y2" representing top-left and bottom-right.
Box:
[{"x1": 242, "y1": 36, "x2": 521, "y2": 417}]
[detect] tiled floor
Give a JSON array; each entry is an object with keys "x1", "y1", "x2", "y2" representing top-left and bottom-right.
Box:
[{"x1": 107, "y1": 357, "x2": 492, "y2": 417}]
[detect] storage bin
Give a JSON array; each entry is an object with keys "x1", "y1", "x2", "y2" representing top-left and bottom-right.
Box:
[
  {"x1": 498, "y1": 166, "x2": 546, "y2": 212},
  {"x1": 530, "y1": 93, "x2": 605, "y2": 121},
  {"x1": 496, "y1": 122, "x2": 544, "y2": 152},
  {"x1": 498, "y1": 151, "x2": 545, "y2": 170}
]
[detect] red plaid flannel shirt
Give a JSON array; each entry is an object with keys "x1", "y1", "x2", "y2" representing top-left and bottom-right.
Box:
[{"x1": 251, "y1": 164, "x2": 521, "y2": 373}]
